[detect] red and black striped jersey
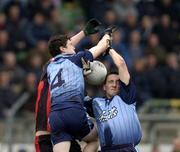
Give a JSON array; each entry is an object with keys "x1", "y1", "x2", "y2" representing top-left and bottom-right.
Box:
[{"x1": 35, "y1": 62, "x2": 51, "y2": 132}]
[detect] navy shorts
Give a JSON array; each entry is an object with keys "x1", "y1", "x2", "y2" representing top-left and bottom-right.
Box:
[
  {"x1": 49, "y1": 108, "x2": 93, "y2": 145},
  {"x1": 101, "y1": 144, "x2": 137, "y2": 152}
]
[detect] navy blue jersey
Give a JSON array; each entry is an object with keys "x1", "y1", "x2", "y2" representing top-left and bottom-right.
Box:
[
  {"x1": 92, "y1": 80, "x2": 142, "y2": 147},
  {"x1": 47, "y1": 51, "x2": 93, "y2": 111}
]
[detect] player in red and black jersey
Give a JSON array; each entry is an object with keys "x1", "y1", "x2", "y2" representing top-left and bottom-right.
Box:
[
  {"x1": 35, "y1": 62, "x2": 52, "y2": 152},
  {"x1": 35, "y1": 62, "x2": 82, "y2": 152}
]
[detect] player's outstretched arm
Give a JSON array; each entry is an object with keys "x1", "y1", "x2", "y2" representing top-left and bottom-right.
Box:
[
  {"x1": 71, "y1": 18, "x2": 101, "y2": 46},
  {"x1": 88, "y1": 34, "x2": 110, "y2": 59},
  {"x1": 109, "y1": 48, "x2": 130, "y2": 85},
  {"x1": 70, "y1": 31, "x2": 85, "y2": 47}
]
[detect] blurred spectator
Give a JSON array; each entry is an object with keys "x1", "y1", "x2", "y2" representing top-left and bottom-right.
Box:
[
  {"x1": 145, "y1": 53, "x2": 167, "y2": 98},
  {"x1": 131, "y1": 58, "x2": 151, "y2": 102},
  {"x1": 20, "y1": 72, "x2": 37, "y2": 112},
  {"x1": 6, "y1": 3, "x2": 27, "y2": 52},
  {"x1": 53, "y1": 1, "x2": 85, "y2": 31},
  {"x1": 172, "y1": 0, "x2": 180, "y2": 22},
  {"x1": 139, "y1": 15, "x2": 154, "y2": 43},
  {"x1": 145, "y1": 33, "x2": 166, "y2": 65},
  {"x1": 2, "y1": 51, "x2": 25, "y2": 85},
  {"x1": 152, "y1": 14, "x2": 177, "y2": 51},
  {"x1": 0, "y1": 0, "x2": 12, "y2": 11},
  {"x1": 0, "y1": 30, "x2": 12, "y2": 57},
  {"x1": 163, "y1": 53, "x2": 180, "y2": 98},
  {"x1": 121, "y1": 11, "x2": 139, "y2": 43},
  {"x1": 25, "y1": 12, "x2": 52, "y2": 48},
  {"x1": 126, "y1": 30, "x2": 144, "y2": 69},
  {"x1": 52, "y1": 0, "x2": 61, "y2": 7},
  {"x1": 26, "y1": 0, "x2": 55, "y2": 20},
  {"x1": 136, "y1": 0, "x2": 158, "y2": 17},
  {"x1": 78, "y1": 0, "x2": 109, "y2": 21},
  {"x1": 155, "y1": 0, "x2": 175, "y2": 17},
  {"x1": 103, "y1": 9, "x2": 119, "y2": 27},
  {"x1": 24, "y1": 51, "x2": 44, "y2": 82},
  {"x1": 112, "y1": 0, "x2": 138, "y2": 22},
  {"x1": 0, "y1": 13, "x2": 6, "y2": 30},
  {"x1": 48, "y1": 8, "x2": 66, "y2": 34},
  {"x1": 29, "y1": 40, "x2": 51, "y2": 64},
  {"x1": 0, "y1": 67, "x2": 17, "y2": 117},
  {"x1": 37, "y1": 0, "x2": 55, "y2": 18}
]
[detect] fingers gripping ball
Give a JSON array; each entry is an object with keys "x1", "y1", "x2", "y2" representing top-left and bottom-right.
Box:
[
  {"x1": 84, "y1": 18, "x2": 101, "y2": 36},
  {"x1": 85, "y1": 61, "x2": 107, "y2": 85}
]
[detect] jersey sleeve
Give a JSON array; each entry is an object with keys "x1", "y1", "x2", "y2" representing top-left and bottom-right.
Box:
[
  {"x1": 69, "y1": 51, "x2": 93, "y2": 68},
  {"x1": 118, "y1": 79, "x2": 137, "y2": 104}
]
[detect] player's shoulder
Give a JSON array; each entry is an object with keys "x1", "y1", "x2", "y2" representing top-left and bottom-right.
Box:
[
  {"x1": 93, "y1": 97, "x2": 106, "y2": 103},
  {"x1": 52, "y1": 54, "x2": 74, "y2": 62}
]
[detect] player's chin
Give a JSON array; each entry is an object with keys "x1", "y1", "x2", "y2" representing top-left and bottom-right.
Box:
[
  {"x1": 109, "y1": 91, "x2": 118, "y2": 97},
  {"x1": 113, "y1": 90, "x2": 119, "y2": 96}
]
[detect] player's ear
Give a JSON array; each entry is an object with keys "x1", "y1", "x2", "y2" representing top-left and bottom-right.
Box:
[{"x1": 60, "y1": 46, "x2": 65, "y2": 53}]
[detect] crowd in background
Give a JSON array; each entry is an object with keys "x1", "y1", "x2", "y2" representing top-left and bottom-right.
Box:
[{"x1": 0, "y1": 0, "x2": 179, "y2": 117}]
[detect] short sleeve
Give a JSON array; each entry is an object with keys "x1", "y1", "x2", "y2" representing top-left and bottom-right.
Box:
[
  {"x1": 69, "y1": 51, "x2": 93, "y2": 68},
  {"x1": 118, "y1": 79, "x2": 137, "y2": 104}
]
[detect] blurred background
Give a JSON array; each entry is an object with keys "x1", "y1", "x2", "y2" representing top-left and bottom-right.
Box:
[{"x1": 0, "y1": 0, "x2": 179, "y2": 152}]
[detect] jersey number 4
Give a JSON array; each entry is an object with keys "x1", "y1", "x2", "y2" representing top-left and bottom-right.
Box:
[{"x1": 51, "y1": 69, "x2": 65, "y2": 89}]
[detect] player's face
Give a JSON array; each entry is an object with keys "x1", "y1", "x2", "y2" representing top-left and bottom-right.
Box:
[
  {"x1": 63, "y1": 39, "x2": 75, "y2": 54},
  {"x1": 103, "y1": 74, "x2": 120, "y2": 98}
]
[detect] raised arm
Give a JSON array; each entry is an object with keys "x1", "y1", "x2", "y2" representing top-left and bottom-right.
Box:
[
  {"x1": 70, "y1": 31, "x2": 85, "y2": 46},
  {"x1": 88, "y1": 34, "x2": 110, "y2": 59},
  {"x1": 71, "y1": 18, "x2": 101, "y2": 46},
  {"x1": 109, "y1": 48, "x2": 130, "y2": 85}
]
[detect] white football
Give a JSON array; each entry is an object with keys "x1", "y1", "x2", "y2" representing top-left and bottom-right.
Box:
[{"x1": 85, "y1": 60, "x2": 107, "y2": 85}]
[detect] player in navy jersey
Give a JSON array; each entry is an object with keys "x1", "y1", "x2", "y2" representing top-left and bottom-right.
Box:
[
  {"x1": 47, "y1": 22, "x2": 111, "y2": 151},
  {"x1": 35, "y1": 18, "x2": 102, "y2": 152},
  {"x1": 92, "y1": 48, "x2": 142, "y2": 152}
]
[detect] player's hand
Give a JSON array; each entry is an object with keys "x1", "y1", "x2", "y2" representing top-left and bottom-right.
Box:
[
  {"x1": 103, "y1": 25, "x2": 118, "y2": 56},
  {"x1": 84, "y1": 18, "x2": 101, "y2": 36},
  {"x1": 104, "y1": 25, "x2": 118, "y2": 35},
  {"x1": 81, "y1": 57, "x2": 92, "y2": 75}
]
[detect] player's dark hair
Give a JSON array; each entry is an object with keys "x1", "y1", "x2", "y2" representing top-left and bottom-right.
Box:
[
  {"x1": 104, "y1": 71, "x2": 118, "y2": 84},
  {"x1": 48, "y1": 35, "x2": 69, "y2": 57}
]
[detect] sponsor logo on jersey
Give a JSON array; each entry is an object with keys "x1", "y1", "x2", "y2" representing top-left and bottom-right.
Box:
[{"x1": 98, "y1": 106, "x2": 118, "y2": 122}]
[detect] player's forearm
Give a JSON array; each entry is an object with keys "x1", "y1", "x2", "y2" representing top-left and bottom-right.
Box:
[
  {"x1": 109, "y1": 49, "x2": 130, "y2": 85},
  {"x1": 71, "y1": 31, "x2": 85, "y2": 46},
  {"x1": 89, "y1": 34, "x2": 110, "y2": 59},
  {"x1": 109, "y1": 49, "x2": 125, "y2": 66}
]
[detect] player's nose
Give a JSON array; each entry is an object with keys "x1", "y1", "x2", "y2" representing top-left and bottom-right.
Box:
[{"x1": 112, "y1": 81, "x2": 117, "y2": 87}]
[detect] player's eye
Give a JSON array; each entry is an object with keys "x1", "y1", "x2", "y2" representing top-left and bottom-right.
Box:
[{"x1": 108, "y1": 80, "x2": 114, "y2": 84}]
